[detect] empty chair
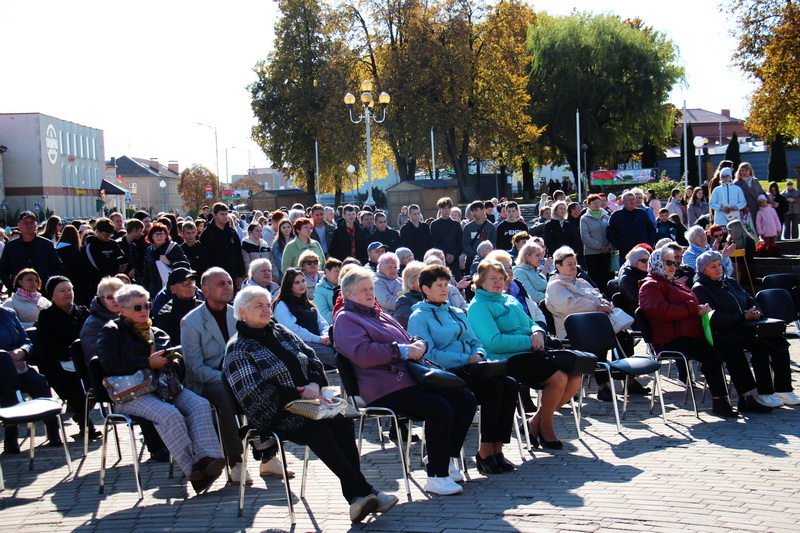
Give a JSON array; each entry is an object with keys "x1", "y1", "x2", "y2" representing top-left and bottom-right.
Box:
[
  {"x1": 757, "y1": 288, "x2": 800, "y2": 330},
  {"x1": 761, "y1": 273, "x2": 800, "y2": 292}
]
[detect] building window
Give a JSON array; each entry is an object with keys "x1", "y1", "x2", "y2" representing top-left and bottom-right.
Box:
[
  {"x1": 129, "y1": 182, "x2": 138, "y2": 193},
  {"x1": 59, "y1": 131, "x2": 64, "y2": 154}
]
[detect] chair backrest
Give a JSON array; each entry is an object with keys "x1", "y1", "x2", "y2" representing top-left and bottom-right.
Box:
[
  {"x1": 634, "y1": 308, "x2": 653, "y2": 343},
  {"x1": 756, "y1": 288, "x2": 797, "y2": 323},
  {"x1": 0, "y1": 351, "x2": 22, "y2": 396},
  {"x1": 606, "y1": 278, "x2": 620, "y2": 298},
  {"x1": 762, "y1": 273, "x2": 799, "y2": 291},
  {"x1": 70, "y1": 340, "x2": 90, "y2": 389},
  {"x1": 564, "y1": 312, "x2": 618, "y2": 353},
  {"x1": 25, "y1": 327, "x2": 38, "y2": 366},
  {"x1": 87, "y1": 357, "x2": 113, "y2": 404},
  {"x1": 335, "y1": 352, "x2": 361, "y2": 398},
  {"x1": 538, "y1": 300, "x2": 558, "y2": 337},
  {"x1": 221, "y1": 374, "x2": 246, "y2": 416}
]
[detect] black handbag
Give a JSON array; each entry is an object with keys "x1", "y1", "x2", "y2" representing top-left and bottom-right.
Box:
[
  {"x1": 458, "y1": 360, "x2": 509, "y2": 379},
  {"x1": 742, "y1": 318, "x2": 786, "y2": 338},
  {"x1": 406, "y1": 359, "x2": 466, "y2": 396},
  {"x1": 543, "y1": 349, "x2": 598, "y2": 375}
]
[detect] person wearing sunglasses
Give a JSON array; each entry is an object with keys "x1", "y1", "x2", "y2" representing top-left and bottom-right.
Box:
[
  {"x1": 298, "y1": 249, "x2": 323, "y2": 301},
  {"x1": 615, "y1": 246, "x2": 651, "y2": 319},
  {"x1": 272, "y1": 267, "x2": 335, "y2": 368},
  {"x1": 639, "y1": 246, "x2": 770, "y2": 418},
  {"x1": 96, "y1": 284, "x2": 226, "y2": 494}
]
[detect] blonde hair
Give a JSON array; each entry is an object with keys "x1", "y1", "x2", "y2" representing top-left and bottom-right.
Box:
[
  {"x1": 401, "y1": 261, "x2": 426, "y2": 292},
  {"x1": 517, "y1": 241, "x2": 544, "y2": 266}
]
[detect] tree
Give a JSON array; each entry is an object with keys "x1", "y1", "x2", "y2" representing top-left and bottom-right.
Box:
[
  {"x1": 178, "y1": 164, "x2": 218, "y2": 212},
  {"x1": 230, "y1": 177, "x2": 262, "y2": 195},
  {"x1": 768, "y1": 134, "x2": 788, "y2": 181},
  {"x1": 726, "y1": 1, "x2": 800, "y2": 139},
  {"x1": 526, "y1": 12, "x2": 683, "y2": 182},
  {"x1": 724, "y1": 131, "x2": 742, "y2": 171}
]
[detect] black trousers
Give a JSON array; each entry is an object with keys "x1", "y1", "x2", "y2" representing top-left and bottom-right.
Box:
[
  {"x1": 371, "y1": 385, "x2": 476, "y2": 477},
  {"x1": 659, "y1": 337, "x2": 753, "y2": 398},
  {"x1": 460, "y1": 374, "x2": 517, "y2": 443},
  {"x1": 281, "y1": 416, "x2": 372, "y2": 503},
  {"x1": 723, "y1": 337, "x2": 792, "y2": 395},
  {"x1": 42, "y1": 368, "x2": 92, "y2": 429},
  {"x1": 585, "y1": 253, "x2": 612, "y2": 295}
]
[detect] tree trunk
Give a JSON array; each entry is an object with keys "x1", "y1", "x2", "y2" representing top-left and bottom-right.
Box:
[
  {"x1": 306, "y1": 169, "x2": 317, "y2": 206},
  {"x1": 334, "y1": 183, "x2": 343, "y2": 207},
  {"x1": 445, "y1": 128, "x2": 477, "y2": 201},
  {"x1": 521, "y1": 160, "x2": 534, "y2": 201}
]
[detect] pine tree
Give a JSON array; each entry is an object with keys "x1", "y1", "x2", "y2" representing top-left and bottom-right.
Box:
[
  {"x1": 768, "y1": 134, "x2": 788, "y2": 181},
  {"x1": 724, "y1": 131, "x2": 742, "y2": 171}
]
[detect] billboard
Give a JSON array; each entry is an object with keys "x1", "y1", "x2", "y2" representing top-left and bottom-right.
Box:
[
  {"x1": 221, "y1": 189, "x2": 252, "y2": 200},
  {"x1": 590, "y1": 168, "x2": 659, "y2": 186}
]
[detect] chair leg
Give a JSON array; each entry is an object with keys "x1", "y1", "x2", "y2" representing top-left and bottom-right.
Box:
[
  {"x1": 57, "y1": 415, "x2": 73, "y2": 475},
  {"x1": 602, "y1": 365, "x2": 623, "y2": 433},
  {"x1": 390, "y1": 416, "x2": 411, "y2": 495},
  {"x1": 211, "y1": 406, "x2": 229, "y2": 480},
  {"x1": 569, "y1": 398, "x2": 582, "y2": 440},
  {"x1": 128, "y1": 422, "x2": 143, "y2": 500},
  {"x1": 83, "y1": 394, "x2": 91, "y2": 457},
  {"x1": 654, "y1": 371, "x2": 667, "y2": 423},
  {"x1": 357, "y1": 415, "x2": 366, "y2": 455},
  {"x1": 113, "y1": 425, "x2": 122, "y2": 461},
  {"x1": 511, "y1": 407, "x2": 525, "y2": 458},
  {"x1": 621, "y1": 380, "x2": 629, "y2": 420},
  {"x1": 516, "y1": 392, "x2": 531, "y2": 451},
  {"x1": 99, "y1": 418, "x2": 110, "y2": 494},
  {"x1": 28, "y1": 422, "x2": 35, "y2": 471},
  {"x1": 238, "y1": 434, "x2": 248, "y2": 517},
  {"x1": 300, "y1": 446, "x2": 310, "y2": 499},
  {"x1": 273, "y1": 433, "x2": 295, "y2": 525},
  {"x1": 0, "y1": 456, "x2": 4, "y2": 492}
]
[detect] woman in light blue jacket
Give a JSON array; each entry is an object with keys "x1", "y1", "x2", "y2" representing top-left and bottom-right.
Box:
[
  {"x1": 512, "y1": 241, "x2": 551, "y2": 303},
  {"x1": 408, "y1": 265, "x2": 518, "y2": 474},
  {"x1": 468, "y1": 259, "x2": 582, "y2": 450}
]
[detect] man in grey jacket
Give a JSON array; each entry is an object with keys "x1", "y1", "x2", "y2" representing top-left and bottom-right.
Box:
[{"x1": 782, "y1": 180, "x2": 800, "y2": 239}]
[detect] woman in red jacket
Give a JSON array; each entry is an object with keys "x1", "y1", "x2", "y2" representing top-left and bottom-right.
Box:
[{"x1": 638, "y1": 246, "x2": 761, "y2": 418}]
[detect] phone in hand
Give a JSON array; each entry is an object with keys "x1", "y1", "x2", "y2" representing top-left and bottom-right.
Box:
[{"x1": 163, "y1": 345, "x2": 182, "y2": 361}]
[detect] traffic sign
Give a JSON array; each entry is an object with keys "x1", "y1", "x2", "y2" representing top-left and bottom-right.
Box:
[
  {"x1": 33, "y1": 202, "x2": 41, "y2": 211},
  {"x1": 125, "y1": 198, "x2": 132, "y2": 205},
  {"x1": 206, "y1": 191, "x2": 213, "y2": 199},
  {"x1": 205, "y1": 185, "x2": 213, "y2": 192},
  {"x1": 1, "y1": 202, "x2": 7, "y2": 211}
]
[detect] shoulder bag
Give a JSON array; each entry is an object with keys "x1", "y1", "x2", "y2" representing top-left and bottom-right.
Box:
[
  {"x1": 406, "y1": 359, "x2": 466, "y2": 396},
  {"x1": 103, "y1": 369, "x2": 157, "y2": 403},
  {"x1": 285, "y1": 397, "x2": 347, "y2": 420},
  {"x1": 457, "y1": 359, "x2": 509, "y2": 379},
  {"x1": 742, "y1": 318, "x2": 785, "y2": 339}
]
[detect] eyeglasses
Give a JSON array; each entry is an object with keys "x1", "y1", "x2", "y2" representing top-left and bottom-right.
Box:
[
  {"x1": 303, "y1": 260, "x2": 319, "y2": 265},
  {"x1": 638, "y1": 258, "x2": 649, "y2": 264},
  {"x1": 100, "y1": 295, "x2": 117, "y2": 301},
  {"x1": 664, "y1": 260, "x2": 678, "y2": 267},
  {"x1": 127, "y1": 302, "x2": 152, "y2": 312}
]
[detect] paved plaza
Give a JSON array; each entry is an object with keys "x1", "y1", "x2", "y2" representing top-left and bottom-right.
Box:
[{"x1": 2, "y1": 335, "x2": 800, "y2": 533}]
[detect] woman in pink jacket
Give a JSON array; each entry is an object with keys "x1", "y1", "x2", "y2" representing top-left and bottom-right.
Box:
[{"x1": 756, "y1": 194, "x2": 782, "y2": 245}]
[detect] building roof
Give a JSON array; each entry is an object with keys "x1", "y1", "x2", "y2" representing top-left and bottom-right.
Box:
[
  {"x1": 389, "y1": 179, "x2": 458, "y2": 189},
  {"x1": 254, "y1": 188, "x2": 308, "y2": 197},
  {"x1": 108, "y1": 156, "x2": 180, "y2": 179},
  {"x1": 100, "y1": 179, "x2": 129, "y2": 195},
  {"x1": 683, "y1": 109, "x2": 744, "y2": 124}
]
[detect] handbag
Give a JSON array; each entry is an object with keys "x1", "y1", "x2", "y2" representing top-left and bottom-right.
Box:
[
  {"x1": 742, "y1": 318, "x2": 786, "y2": 338},
  {"x1": 543, "y1": 349, "x2": 598, "y2": 375},
  {"x1": 406, "y1": 359, "x2": 466, "y2": 396},
  {"x1": 608, "y1": 307, "x2": 635, "y2": 333},
  {"x1": 284, "y1": 398, "x2": 347, "y2": 420},
  {"x1": 458, "y1": 359, "x2": 509, "y2": 379},
  {"x1": 155, "y1": 363, "x2": 184, "y2": 402},
  {"x1": 103, "y1": 369, "x2": 157, "y2": 403}
]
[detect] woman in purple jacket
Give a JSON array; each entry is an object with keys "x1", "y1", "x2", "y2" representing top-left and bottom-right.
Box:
[{"x1": 334, "y1": 267, "x2": 476, "y2": 497}]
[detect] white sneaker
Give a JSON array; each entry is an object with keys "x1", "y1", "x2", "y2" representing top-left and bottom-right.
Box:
[
  {"x1": 775, "y1": 391, "x2": 800, "y2": 405},
  {"x1": 228, "y1": 462, "x2": 253, "y2": 485},
  {"x1": 755, "y1": 393, "x2": 784, "y2": 408},
  {"x1": 424, "y1": 475, "x2": 463, "y2": 495},
  {"x1": 374, "y1": 491, "x2": 399, "y2": 513},
  {"x1": 259, "y1": 457, "x2": 295, "y2": 478},
  {"x1": 449, "y1": 459, "x2": 464, "y2": 483}
]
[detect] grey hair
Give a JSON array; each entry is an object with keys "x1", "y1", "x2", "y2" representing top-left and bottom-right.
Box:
[
  {"x1": 287, "y1": 209, "x2": 305, "y2": 224},
  {"x1": 401, "y1": 261, "x2": 426, "y2": 292},
  {"x1": 621, "y1": 190, "x2": 636, "y2": 201},
  {"x1": 323, "y1": 206, "x2": 334, "y2": 214},
  {"x1": 201, "y1": 267, "x2": 231, "y2": 287},
  {"x1": 377, "y1": 252, "x2": 399, "y2": 273},
  {"x1": 685, "y1": 225, "x2": 706, "y2": 244},
  {"x1": 423, "y1": 248, "x2": 445, "y2": 263},
  {"x1": 340, "y1": 266, "x2": 375, "y2": 300},
  {"x1": 476, "y1": 240, "x2": 494, "y2": 256},
  {"x1": 96, "y1": 276, "x2": 125, "y2": 298},
  {"x1": 248, "y1": 258, "x2": 272, "y2": 279},
  {"x1": 232, "y1": 285, "x2": 271, "y2": 320},
  {"x1": 115, "y1": 284, "x2": 150, "y2": 308},
  {"x1": 552, "y1": 246, "x2": 576, "y2": 265}
]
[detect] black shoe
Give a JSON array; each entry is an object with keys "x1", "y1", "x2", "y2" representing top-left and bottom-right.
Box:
[
  {"x1": 597, "y1": 387, "x2": 613, "y2": 402},
  {"x1": 627, "y1": 381, "x2": 651, "y2": 395},
  {"x1": 538, "y1": 432, "x2": 563, "y2": 450},
  {"x1": 47, "y1": 437, "x2": 63, "y2": 447},
  {"x1": 475, "y1": 453, "x2": 503, "y2": 474},
  {"x1": 3, "y1": 426, "x2": 20, "y2": 454},
  {"x1": 388, "y1": 424, "x2": 420, "y2": 442},
  {"x1": 189, "y1": 456, "x2": 226, "y2": 481},
  {"x1": 493, "y1": 453, "x2": 516, "y2": 472},
  {"x1": 711, "y1": 398, "x2": 740, "y2": 418},
  {"x1": 738, "y1": 395, "x2": 773, "y2": 414},
  {"x1": 150, "y1": 447, "x2": 171, "y2": 462}
]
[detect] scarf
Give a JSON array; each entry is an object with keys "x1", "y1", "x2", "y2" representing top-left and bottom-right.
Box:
[
  {"x1": 647, "y1": 247, "x2": 670, "y2": 279},
  {"x1": 15, "y1": 288, "x2": 40, "y2": 305},
  {"x1": 123, "y1": 317, "x2": 154, "y2": 344},
  {"x1": 589, "y1": 209, "x2": 604, "y2": 220}
]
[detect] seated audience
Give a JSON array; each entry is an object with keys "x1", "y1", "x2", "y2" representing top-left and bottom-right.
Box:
[
  {"x1": 154, "y1": 267, "x2": 202, "y2": 346},
  {"x1": 298, "y1": 249, "x2": 322, "y2": 301},
  {"x1": 242, "y1": 258, "x2": 280, "y2": 297},
  {"x1": 615, "y1": 246, "x2": 650, "y2": 318},
  {"x1": 374, "y1": 252, "x2": 402, "y2": 314},
  {"x1": 682, "y1": 225, "x2": 733, "y2": 277},
  {"x1": 513, "y1": 241, "x2": 551, "y2": 304},
  {"x1": 393, "y1": 261, "x2": 427, "y2": 330},
  {"x1": 314, "y1": 258, "x2": 342, "y2": 324},
  {"x1": 2, "y1": 268, "x2": 51, "y2": 328}
]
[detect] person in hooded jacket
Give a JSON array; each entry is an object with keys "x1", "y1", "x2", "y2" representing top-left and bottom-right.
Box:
[
  {"x1": 240, "y1": 222, "x2": 273, "y2": 274},
  {"x1": 84, "y1": 218, "x2": 127, "y2": 290},
  {"x1": 408, "y1": 264, "x2": 518, "y2": 475},
  {"x1": 615, "y1": 246, "x2": 650, "y2": 318}
]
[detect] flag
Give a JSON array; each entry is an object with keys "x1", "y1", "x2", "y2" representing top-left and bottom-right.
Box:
[{"x1": 117, "y1": 175, "x2": 124, "y2": 183}]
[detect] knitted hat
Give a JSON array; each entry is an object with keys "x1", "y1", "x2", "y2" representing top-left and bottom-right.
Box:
[
  {"x1": 44, "y1": 275, "x2": 71, "y2": 300},
  {"x1": 696, "y1": 251, "x2": 722, "y2": 275}
]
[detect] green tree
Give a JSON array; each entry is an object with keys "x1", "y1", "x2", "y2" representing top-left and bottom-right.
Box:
[
  {"x1": 724, "y1": 131, "x2": 742, "y2": 171},
  {"x1": 527, "y1": 13, "x2": 683, "y2": 182},
  {"x1": 178, "y1": 164, "x2": 218, "y2": 213},
  {"x1": 768, "y1": 134, "x2": 788, "y2": 181}
]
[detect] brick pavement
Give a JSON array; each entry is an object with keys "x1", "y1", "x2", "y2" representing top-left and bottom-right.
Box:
[{"x1": 2, "y1": 337, "x2": 800, "y2": 533}]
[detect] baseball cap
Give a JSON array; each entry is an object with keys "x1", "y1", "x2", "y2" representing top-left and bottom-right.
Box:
[
  {"x1": 367, "y1": 242, "x2": 387, "y2": 253},
  {"x1": 18, "y1": 211, "x2": 37, "y2": 222}
]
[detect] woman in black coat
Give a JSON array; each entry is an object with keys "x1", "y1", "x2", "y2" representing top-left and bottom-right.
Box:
[
  {"x1": 35, "y1": 276, "x2": 98, "y2": 438},
  {"x1": 142, "y1": 222, "x2": 188, "y2": 298},
  {"x1": 615, "y1": 247, "x2": 650, "y2": 318},
  {"x1": 543, "y1": 201, "x2": 575, "y2": 256}
]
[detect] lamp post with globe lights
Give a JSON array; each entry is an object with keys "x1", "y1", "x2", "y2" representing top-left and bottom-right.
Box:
[
  {"x1": 159, "y1": 180, "x2": 167, "y2": 213},
  {"x1": 693, "y1": 136, "x2": 707, "y2": 186},
  {"x1": 344, "y1": 80, "x2": 390, "y2": 206}
]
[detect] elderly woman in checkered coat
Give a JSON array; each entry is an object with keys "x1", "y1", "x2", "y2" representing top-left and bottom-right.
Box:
[{"x1": 96, "y1": 284, "x2": 225, "y2": 495}]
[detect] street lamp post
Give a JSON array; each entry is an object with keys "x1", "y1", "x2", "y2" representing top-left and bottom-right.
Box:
[
  {"x1": 196, "y1": 122, "x2": 221, "y2": 195},
  {"x1": 693, "y1": 136, "x2": 706, "y2": 186},
  {"x1": 347, "y1": 164, "x2": 357, "y2": 201},
  {"x1": 344, "y1": 80, "x2": 390, "y2": 206},
  {"x1": 159, "y1": 180, "x2": 167, "y2": 213}
]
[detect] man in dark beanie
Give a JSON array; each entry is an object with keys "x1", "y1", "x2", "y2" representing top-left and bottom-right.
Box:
[{"x1": 84, "y1": 217, "x2": 127, "y2": 296}]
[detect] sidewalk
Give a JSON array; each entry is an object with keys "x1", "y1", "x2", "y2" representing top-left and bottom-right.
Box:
[{"x1": 2, "y1": 337, "x2": 800, "y2": 532}]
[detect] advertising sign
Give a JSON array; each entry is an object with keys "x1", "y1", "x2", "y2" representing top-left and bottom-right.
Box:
[
  {"x1": 590, "y1": 168, "x2": 659, "y2": 186},
  {"x1": 221, "y1": 189, "x2": 252, "y2": 200}
]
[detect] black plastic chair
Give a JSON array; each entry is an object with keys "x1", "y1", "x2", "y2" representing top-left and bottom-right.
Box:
[
  {"x1": 564, "y1": 312, "x2": 663, "y2": 433},
  {"x1": 606, "y1": 278, "x2": 620, "y2": 299},
  {"x1": 756, "y1": 288, "x2": 800, "y2": 331},
  {"x1": 221, "y1": 377, "x2": 304, "y2": 521},
  {"x1": 88, "y1": 357, "x2": 174, "y2": 500},
  {"x1": 761, "y1": 273, "x2": 799, "y2": 291},
  {"x1": 634, "y1": 308, "x2": 699, "y2": 420},
  {"x1": 538, "y1": 300, "x2": 560, "y2": 339},
  {"x1": 0, "y1": 352, "x2": 72, "y2": 490}
]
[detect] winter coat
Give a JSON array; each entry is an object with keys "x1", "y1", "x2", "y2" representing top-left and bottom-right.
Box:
[
  {"x1": 580, "y1": 211, "x2": 610, "y2": 256},
  {"x1": 543, "y1": 219, "x2": 575, "y2": 255},
  {"x1": 513, "y1": 263, "x2": 547, "y2": 303},
  {"x1": 35, "y1": 304, "x2": 89, "y2": 374},
  {"x1": 682, "y1": 242, "x2": 733, "y2": 278},
  {"x1": 692, "y1": 273, "x2": 765, "y2": 347},
  {"x1": 2, "y1": 291, "x2": 51, "y2": 328},
  {"x1": 665, "y1": 198, "x2": 685, "y2": 224},
  {"x1": 467, "y1": 289, "x2": 544, "y2": 360},
  {"x1": 329, "y1": 218, "x2": 368, "y2": 263},
  {"x1": 756, "y1": 205, "x2": 782, "y2": 238},
  {"x1": 399, "y1": 221, "x2": 433, "y2": 263},
  {"x1": 374, "y1": 272, "x2": 403, "y2": 313},
  {"x1": 367, "y1": 228, "x2": 402, "y2": 252},
  {"x1": 240, "y1": 238, "x2": 273, "y2": 275},
  {"x1": 199, "y1": 222, "x2": 246, "y2": 280},
  {"x1": 0, "y1": 307, "x2": 33, "y2": 355},
  {"x1": 333, "y1": 299, "x2": 417, "y2": 404},
  {"x1": 224, "y1": 321, "x2": 326, "y2": 433},
  {"x1": 407, "y1": 301, "x2": 485, "y2": 369},
  {"x1": 687, "y1": 201, "x2": 709, "y2": 226},
  {"x1": 79, "y1": 297, "x2": 119, "y2": 364},
  {"x1": 638, "y1": 273, "x2": 702, "y2": 346},
  {"x1": 57, "y1": 243, "x2": 92, "y2": 305},
  {"x1": 393, "y1": 290, "x2": 424, "y2": 330},
  {"x1": 153, "y1": 295, "x2": 203, "y2": 347},
  {"x1": 142, "y1": 240, "x2": 189, "y2": 298},
  {"x1": 281, "y1": 237, "x2": 324, "y2": 272},
  {"x1": 430, "y1": 217, "x2": 463, "y2": 259},
  {"x1": 735, "y1": 178, "x2": 767, "y2": 232},
  {"x1": 84, "y1": 234, "x2": 126, "y2": 285},
  {"x1": 97, "y1": 318, "x2": 171, "y2": 379},
  {"x1": 544, "y1": 273, "x2": 609, "y2": 339},
  {"x1": 616, "y1": 265, "x2": 647, "y2": 317},
  {"x1": 709, "y1": 183, "x2": 747, "y2": 227},
  {"x1": 0, "y1": 236, "x2": 63, "y2": 289},
  {"x1": 607, "y1": 207, "x2": 656, "y2": 259},
  {"x1": 313, "y1": 278, "x2": 337, "y2": 324}
]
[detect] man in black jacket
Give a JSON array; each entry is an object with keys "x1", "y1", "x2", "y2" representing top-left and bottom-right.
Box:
[
  {"x1": 117, "y1": 218, "x2": 145, "y2": 282},
  {"x1": 0, "y1": 211, "x2": 63, "y2": 288},
  {"x1": 399, "y1": 204, "x2": 433, "y2": 261},
  {"x1": 85, "y1": 218, "x2": 127, "y2": 291},
  {"x1": 179, "y1": 220, "x2": 210, "y2": 277},
  {"x1": 430, "y1": 197, "x2": 462, "y2": 278},
  {"x1": 199, "y1": 203, "x2": 246, "y2": 287},
  {"x1": 329, "y1": 205, "x2": 367, "y2": 262},
  {"x1": 153, "y1": 267, "x2": 202, "y2": 345},
  {"x1": 368, "y1": 211, "x2": 401, "y2": 252}
]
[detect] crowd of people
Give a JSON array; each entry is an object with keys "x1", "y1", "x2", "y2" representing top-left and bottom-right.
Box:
[{"x1": 1, "y1": 165, "x2": 798, "y2": 522}]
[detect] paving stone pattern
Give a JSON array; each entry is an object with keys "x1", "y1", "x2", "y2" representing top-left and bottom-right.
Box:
[{"x1": 2, "y1": 337, "x2": 800, "y2": 532}]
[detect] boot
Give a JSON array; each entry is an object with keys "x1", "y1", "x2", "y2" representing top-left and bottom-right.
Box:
[
  {"x1": 3, "y1": 424, "x2": 20, "y2": 455},
  {"x1": 712, "y1": 397, "x2": 739, "y2": 418},
  {"x1": 45, "y1": 417, "x2": 63, "y2": 447}
]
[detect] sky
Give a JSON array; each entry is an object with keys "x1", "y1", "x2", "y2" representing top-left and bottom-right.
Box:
[{"x1": 0, "y1": 0, "x2": 755, "y2": 183}]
